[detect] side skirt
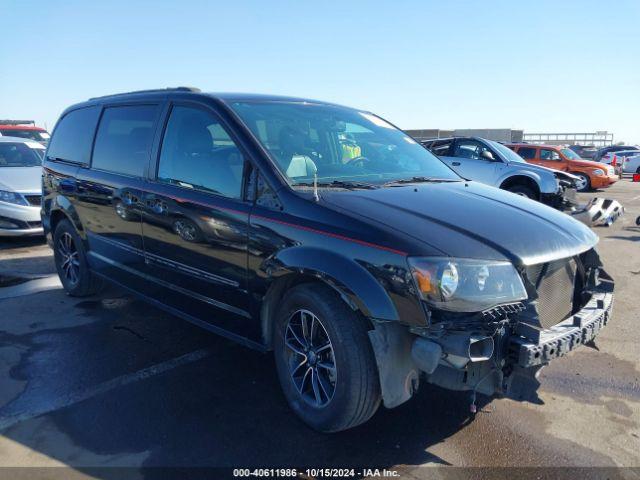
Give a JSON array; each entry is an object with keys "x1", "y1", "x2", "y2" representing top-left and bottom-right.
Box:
[{"x1": 92, "y1": 270, "x2": 268, "y2": 353}]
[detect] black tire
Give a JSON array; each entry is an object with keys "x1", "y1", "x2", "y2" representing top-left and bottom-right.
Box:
[
  {"x1": 573, "y1": 172, "x2": 591, "y2": 192},
  {"x1": 53, "y1": 219, "x2": 103, "y2": 296},
  {"x1": 506, "y1": 184, "x2": 537, "y2": 199},
  {"x1": 636, "y1": 166, "x2": 640, "y2": 174},
  {"x1": 273, "y1": 283, "x2": 381, "y2": 432}
]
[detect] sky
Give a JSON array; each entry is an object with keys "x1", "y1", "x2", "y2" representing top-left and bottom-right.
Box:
[{"x1": 2, "y1": 0, "x2": 639, "y2": 144}]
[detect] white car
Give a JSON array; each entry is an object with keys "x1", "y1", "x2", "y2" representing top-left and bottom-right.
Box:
[
  {"x1": 613, "y1": 150, "x2": 640, "y2": 174},
  {"x1": 0, "y1": 136, "x2": 45, "y2": 236}
]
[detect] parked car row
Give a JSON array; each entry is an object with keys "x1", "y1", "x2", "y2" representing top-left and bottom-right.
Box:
[
  {"x1": 0, "y1": 137, "x2": 45, "y2": 236},
  {"x1": 34, "y1": 88, "x2": 615, "y2": 432}
]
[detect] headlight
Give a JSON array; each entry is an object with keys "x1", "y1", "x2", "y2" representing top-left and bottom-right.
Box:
[
  {"x1": 408, "y1": 257, "x2": 528, "y2": 312},
  {"x1": 592, "y1": 169, "x2": 604, "y2": 176},
  {"x1": 0, "y1": 190, "x2": 28, "y2": 206}
]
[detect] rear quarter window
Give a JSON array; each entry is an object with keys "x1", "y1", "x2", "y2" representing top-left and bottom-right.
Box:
[
  {"x1": 516, "y1": 147, "x2": 537, "y2": 160},
  {"x1": 47, "y1": 106, "x2": 100, "y2": 164}
]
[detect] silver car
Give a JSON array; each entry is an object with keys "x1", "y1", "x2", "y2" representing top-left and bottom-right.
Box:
[
  {"x1": 612, "y1": 150, "x2": 640, "y2": 174},
  {"x1": 0, "y1": 136, "x2": 45, "y2": 236},
  {"x1": 422, "y1": 136, "x2": 576, "y2": 208}
]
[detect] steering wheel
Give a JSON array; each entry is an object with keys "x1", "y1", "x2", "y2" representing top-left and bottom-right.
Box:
[{"x1": 344, "y1": 156, "x2": 372, "y2": 168}]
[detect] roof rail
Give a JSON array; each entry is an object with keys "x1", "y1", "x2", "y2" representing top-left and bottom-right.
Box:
[
  {"x1": 88, "y1": 86, "x2": 201, "y2": 101},
  {"x1": 0, "y1": 120, "x2": 35, "y2": 126}
]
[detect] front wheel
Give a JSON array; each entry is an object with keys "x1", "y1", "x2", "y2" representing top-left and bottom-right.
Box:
[
  {"x1": 573, "y1": 173, "x2": 591, "y2": 192},
  {"x1": 273, "y1": 284, "x2": 381, "y2": 432},
  {"x1": 53, "y1": 219, "x2": 103, "y2": 296}
]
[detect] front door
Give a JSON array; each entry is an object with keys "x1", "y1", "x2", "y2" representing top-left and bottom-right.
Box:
[
  {"x1": 441, "y1": 138, "x2": 499, "y2": 185},
  {"x1": 537, "y1": 148, "x2": 567, "y2": 171},
  {"x1": 140, "y1": 104, "x2": 252, "y2": 337}
]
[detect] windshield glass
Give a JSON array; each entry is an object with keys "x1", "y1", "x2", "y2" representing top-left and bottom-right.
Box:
[
  {"x1": 561, "y1": 148, "x2": 582, "y2": 160},
  {"x1": 0, "y1": 143, "x2": 43, "y2": 167},
  {"x1": 230, "y1": 102, "x2": 460, "y2": 185},
  {"x1": 486, "y1": 140, "x2": 526, "y2": 163}
]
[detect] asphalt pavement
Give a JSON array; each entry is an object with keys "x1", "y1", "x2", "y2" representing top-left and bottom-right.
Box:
[{"x1": 0, "y1": 178, "x2": 638, "y2": 479}]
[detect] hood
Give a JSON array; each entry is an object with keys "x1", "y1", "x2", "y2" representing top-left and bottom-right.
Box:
[
  {"x1": 321, "y1": 181, "x2": 597, "y2": 266},
  {"x1": 569, "y1": 159, "x2": 608, "y2": 169},
  {"x1": 0, "y1": 167, "x2": 42, "y2": 193}
]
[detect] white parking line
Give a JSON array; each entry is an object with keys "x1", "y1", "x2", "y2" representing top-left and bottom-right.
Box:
[
  {"x1": 0, "y1": 348, "x2": 211, "y2": 432},
  {"x1": 0, "y1": 275, "x2": 61, "y2": 300}
]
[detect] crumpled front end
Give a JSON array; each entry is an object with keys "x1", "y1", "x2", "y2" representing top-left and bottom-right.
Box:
[{"x1": 369, "y1": 248, "x2": 614, "y2": 409}]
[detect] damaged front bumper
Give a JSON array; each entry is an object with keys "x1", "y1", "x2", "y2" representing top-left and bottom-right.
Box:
[
  {"x1": 542, "y1": 184, "x2": 624, "y2": 227},
  {"x1": 368, "y1": 259, "x2": 615, "y2": 410},
  {"x1": 511, "y1": 291, "x2": 613, "y2": 368}
]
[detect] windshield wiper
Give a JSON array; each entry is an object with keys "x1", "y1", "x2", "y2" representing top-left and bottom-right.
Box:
[
  {"x1": 294, "y1": 180, "x2": 379, "y2": 190},
  {"x1": 383, "y1": 176, "x2": 460, "y2": 186}
]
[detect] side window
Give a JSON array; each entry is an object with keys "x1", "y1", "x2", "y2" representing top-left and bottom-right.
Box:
[
  {"x1": 540, "y1": 149, "x2": 561, "y2": 161},
  {"x1": 453, "y1": 140, "x2": 493, "y2": 160},
  {"x1": 157, "y1": 106, "x2": 244, "y2": 199},
  {"x1": 92, "y1": 105, "x2": 158, "y2": 176},
  {"x1": 517, "y1": 147, "x2": 537, "y2": 160},
  {"x1": 47, "y1": 106, "x2": 100, "y2": 164},
  {"x1": 429, "y1": 139, "x2": 453, "y2": 156}
]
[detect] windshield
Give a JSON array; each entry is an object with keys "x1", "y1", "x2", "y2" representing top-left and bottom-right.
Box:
[
  {"x1": 561, "y1": 148, "x2": 582, "y2": 160},
  {"x1": 486, "y1": 140, "x2": 526, "y2": 163},
  {"x1": 0, "y1": 143, "x2": 43, "y2": 167},
  {"x1": 0, "y1": 129, "x2": 50, "y2": 142},
  {"x1": 230, "y1": 102, "x2": 460, "y2": 186}
]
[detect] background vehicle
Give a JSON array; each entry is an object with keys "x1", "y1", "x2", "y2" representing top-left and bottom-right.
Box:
[
  {"x1": 568, "y1": 144, "x2": 597, "y2": 159},
  {"x1": 0, "y1": 136, "x2": 45, "y2": 236},
  {"x1": 42, "y1": 89, "x2": 614, "y2": 432},
  {"x1": 619, "y1": 152, "x2": 640, "y2": 174},
  {"x1": 0, "y1": 120, "x2": 50, "y2": 145},
  {"x1": 507, "y1": 143, "x2": 617, "y2": 192},
  {"x1": 599, "y1": 152, "x2": 624, "y2": 176},
  {"x1": 594, "y1": 144, "x2": 639, "y2": 162},
  {"x1": 422, "y1": 136, "x2": 576, "y2": 206}
]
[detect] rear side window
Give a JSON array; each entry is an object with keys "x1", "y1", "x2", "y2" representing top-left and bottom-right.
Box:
[
  {"x1": 517, "y1": 147, "x2": 537, "y2": 159},
  {"x1": 92, "y1": 105, "x2": 158, "y2": 176},
  {"x1": 47, "y1": 106, "x2": 100, "y2": 164}
]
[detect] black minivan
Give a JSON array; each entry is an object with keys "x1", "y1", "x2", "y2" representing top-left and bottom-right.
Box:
[{"x1": 42, "y1": 88, "x2": 614, "y2": 432}]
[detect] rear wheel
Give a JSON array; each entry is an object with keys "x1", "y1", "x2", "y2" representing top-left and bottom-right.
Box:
[
  {"x1": 273, "y1": 283, "x2": 381, "y2": 432},
  {"x1": 506, "y1": 184, "x2": 536, "y2": 199},
  {"x1": 53, "y1": 219, "x2": 103, "y2": 296},
  {"x1": 573, "y1": 173, "x2": 591, "y2": 192}
]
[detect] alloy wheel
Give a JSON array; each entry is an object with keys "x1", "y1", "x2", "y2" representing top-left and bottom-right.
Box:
[
  {"x1": 58, "y1": 232, "x2": 80, "y2": 285},
  {"x1": 575, "y1": 175, "x2": 588, "y2": 191},
  {"x1": 284, "y1": 309, "x2": 337, "y2": 408}
]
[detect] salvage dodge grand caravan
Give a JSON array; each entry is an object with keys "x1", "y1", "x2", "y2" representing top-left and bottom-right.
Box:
[{"x1": 42, "y1": 88, "x2": 614, "y2": 432}]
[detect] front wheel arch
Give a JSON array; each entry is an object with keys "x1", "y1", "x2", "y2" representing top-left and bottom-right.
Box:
[
  {"x1": 260, "y1": 273, "x2": 375, "y2": 350},
  {"x1": 499, "y1": 176, "x2": 541, "y2": 200}
]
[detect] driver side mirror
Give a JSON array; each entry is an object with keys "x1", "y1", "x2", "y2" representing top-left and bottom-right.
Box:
[{"x1": 480, "y1": 150, "x2": 495, "y2": 161}]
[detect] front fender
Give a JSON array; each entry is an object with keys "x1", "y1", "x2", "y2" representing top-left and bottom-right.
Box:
[{"x1": 267, "y1": 246, "x2": 400, "y2": 321}]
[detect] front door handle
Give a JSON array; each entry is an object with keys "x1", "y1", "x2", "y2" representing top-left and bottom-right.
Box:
[{"x1": 452, "y1": 161, "x2": 461, "y2": 166}]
